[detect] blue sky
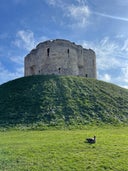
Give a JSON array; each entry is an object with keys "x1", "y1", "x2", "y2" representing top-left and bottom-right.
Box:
[{"x1": 0, "y1": 0, "x2": 128, "y2": 88}]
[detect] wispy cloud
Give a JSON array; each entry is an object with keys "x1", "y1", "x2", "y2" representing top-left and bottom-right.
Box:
[
  {"x1": 99, "y1": 73, "x2": 111, "y2": 83},
  {"x1": 13, "y1": 30, "x2": 36, "y2": 51},
  {"x1": 10, "y1": 55, "x2": 24, "y2": 65},
  {"x1": 0, "y1": 29, "x2": 42, "y2": 84},
  {"x1": 67, "y1": 4, "x2": 90, "y2": 28},
  {"x1": 81, "y1": 36, "x2": 128, "y2": 88},
  {"x1": 116, "y1": 0, "x2": 128, "y2": 7},
  {"x1": 121, "y1": 65, "x2": 128, "y2": 83},
  {"x1": 122, "y1": 39, "x2": 128, "y2": 52},
  {"x1": 13, "y1": 30, "x2": 48, "y2": 51},
  {"x1": 93, "y1": 11, "x2": 128, "y2": 22},
  {"x1": 0, "y1": 62, "x2": 23, "y2": 85},
  {"x1": 45, "y1": 0, "x2": 90, "y2": 28},
  {"x1": 82, "y1": 37, "x2": 121, "y2": 70},
  {"x1": 47, "y1": 0, "x2": 61, "y2": 6}
]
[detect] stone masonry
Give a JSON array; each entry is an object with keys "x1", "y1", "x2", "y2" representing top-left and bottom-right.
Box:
[{"x1": 24, "y1": 39, "x2": 96, "y2": 78}]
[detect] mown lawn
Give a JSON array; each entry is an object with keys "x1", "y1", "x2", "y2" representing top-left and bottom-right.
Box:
[{"x1": 0, "y1": 126, "x2": 128, "y2": 171}]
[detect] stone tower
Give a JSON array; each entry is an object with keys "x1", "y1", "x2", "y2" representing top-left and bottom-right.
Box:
[{"x1": 24, "y1": 39, "x2": 96, "y2": 78}]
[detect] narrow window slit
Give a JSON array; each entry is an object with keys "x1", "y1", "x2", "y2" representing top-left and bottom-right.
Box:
[{"x1": 47, "y1": 48, "x2": 50, "y2": 57}]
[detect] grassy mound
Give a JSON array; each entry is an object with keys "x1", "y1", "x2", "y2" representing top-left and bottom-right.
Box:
[{"x1": 0, "y1": 75, "x2": 128, "y2": 126}]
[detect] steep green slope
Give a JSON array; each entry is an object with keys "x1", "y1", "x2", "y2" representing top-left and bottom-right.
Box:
[{"x1": 0, "y1": 75, "x2": 128, "y2": 126}]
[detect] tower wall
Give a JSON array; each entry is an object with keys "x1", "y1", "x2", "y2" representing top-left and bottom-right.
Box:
[{"x1": 24, "y1": 39, "x2": 96, "y2": 78}]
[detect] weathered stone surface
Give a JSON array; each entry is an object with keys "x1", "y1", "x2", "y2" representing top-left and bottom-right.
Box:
[{"x1": 24, "y1": 39, "x2": 96, "y2": 78}]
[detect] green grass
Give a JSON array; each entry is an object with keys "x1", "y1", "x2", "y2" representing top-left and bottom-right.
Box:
[
  {"x1": 0, "y1": 75, "x2": 128, "y2": 126},
  {"x1": 0, "y1": 126, "x2": 128, "y2": 171}
]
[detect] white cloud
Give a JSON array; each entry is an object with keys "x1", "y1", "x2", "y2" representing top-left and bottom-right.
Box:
[
  {"x1": 80, "y1": 36, "x2": 128, "y2": 88},
  {"x1": 99, "y1": 73, "x2": 111, "y2": 82},
  {"x1": 76, "y1": 0, "x2": 87, "y2": 4},
  {"x1": 10, "y1": 55, "x2": 24, "y2": 65},
  {"x1": 0, "y1": 62, "x2": 23, "y2": 85},
  {"x1": 82, "y1": 37, "x2": 122, "y2": 70},
  {"x1": 122, "y1": 39, "x2": 128, "y2": 52},
  {"x1": 13, "y1": 30, "x2": 36, "y2": 51},
  {"x1": 45, "y1": 0, "x2": 90, "y2": 28},
  {"x1": 67, "y1": 4, "x2": 90, "y2": 28},
  {"x1": 121, "y1": 65, "x2": 128, "y2": 83},
  {"x1": 13, "y1": 30, "x2": 48, "y2": 51}
]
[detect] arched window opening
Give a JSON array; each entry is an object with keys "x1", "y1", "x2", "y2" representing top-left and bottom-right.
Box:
[{"x1": 85, "y1": 74, "x2": 88, "y2": 78}]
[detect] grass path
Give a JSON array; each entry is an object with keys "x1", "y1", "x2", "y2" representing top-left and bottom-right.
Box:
[{"x1": 0, "y1": 126, "x2": 128, "y2": 171}]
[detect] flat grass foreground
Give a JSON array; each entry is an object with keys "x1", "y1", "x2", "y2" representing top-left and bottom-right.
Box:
[{"x1": 0, "y1": 126, "x2": 128, "y2": 171}]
